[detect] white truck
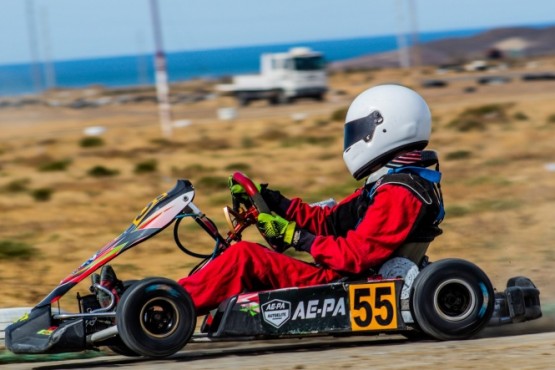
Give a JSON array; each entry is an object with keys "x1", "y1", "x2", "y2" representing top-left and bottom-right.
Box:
[{"x1": 217, "y1": 47, "x2": 328, "y2": 106}]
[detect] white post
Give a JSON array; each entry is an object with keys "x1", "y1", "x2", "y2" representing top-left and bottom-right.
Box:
[
  {"x1": 150, "y1": 0, "x2": 173, "y2": 138},
  {"x1": 395, "y1": 0, "x2": 411, "y2": 69}
]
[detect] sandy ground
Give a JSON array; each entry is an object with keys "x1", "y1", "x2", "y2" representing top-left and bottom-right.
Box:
[
  {"x1": 1, "y1": 59, "x2": 555, "y2": 366},
  {"x1": 6, "y1": 315, "x2": 555, "y2": 369}
]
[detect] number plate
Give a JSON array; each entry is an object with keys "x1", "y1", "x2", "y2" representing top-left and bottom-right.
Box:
[{"x1": 349, "y1": 281, "x2": 399, "y2": 331}]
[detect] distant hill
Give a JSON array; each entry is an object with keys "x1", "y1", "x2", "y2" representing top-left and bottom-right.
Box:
[{"x1": 330, "y1": 26, "x2": 555, "y2": 70}]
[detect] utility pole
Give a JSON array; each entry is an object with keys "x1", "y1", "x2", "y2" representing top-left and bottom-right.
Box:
[
  {"x1": 25, "y1": 0, "x2": 43, "y2": 93},
  {"x1": 395, "y1": 0, "x2": 411, "y2": 69},
  {"x1": 149, "y1": 0, "x2": 173, "y2": 138},
  {"x1": 408, "y1": 0, "x2": 421, "y2": 70},
  {"x1": 40, "y1": 5, "x2": 56, "y2": 90}
]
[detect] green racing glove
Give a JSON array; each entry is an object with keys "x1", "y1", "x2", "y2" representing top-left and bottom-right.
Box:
[
  {"x1": 256, "y1": 212, "x2": 297, "y2": 252},
  {"x1": 228, "y1": 175, "x2": 261, "y2": 200}
]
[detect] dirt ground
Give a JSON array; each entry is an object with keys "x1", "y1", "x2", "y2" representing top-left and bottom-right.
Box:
[
  {"x1": 1, "y1": 58, "x2": 555, "y2": 316},
  {"x1": 6, "y1": 317, "x2": 555, "y2": 369}
]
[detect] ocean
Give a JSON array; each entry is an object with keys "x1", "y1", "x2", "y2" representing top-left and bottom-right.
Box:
[{"x1": 0, "y1": 28, "x2": 488, "y2": 97}]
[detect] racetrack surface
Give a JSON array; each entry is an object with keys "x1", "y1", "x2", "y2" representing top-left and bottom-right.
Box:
[{"x1": 7, "y1": 313, "x2": 555, "y2": 370}]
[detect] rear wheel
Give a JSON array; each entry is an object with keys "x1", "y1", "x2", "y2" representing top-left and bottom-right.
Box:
[
  {"x1": 116, "y1": 277, "x2": 196, "y2": 358},
  {"x1": 410, "y1": 259, "x2": 494, "y2": 340}
]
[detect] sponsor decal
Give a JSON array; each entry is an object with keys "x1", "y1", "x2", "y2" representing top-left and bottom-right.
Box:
[
  {"x1": 261, "y1": 299, "x2": 291, "y2": 328},
  {"x1": 239, "y1": 302, "x2": 260, "y2": 317},
  {"x1": 261, "y1": 297, "x2": 348, "y2": 329},
  {"x1": 37, "y1": 326, "x2": 57, "y2": 336},
  {"x1": 292, "y1": 297, "x2": 346, "y2": 320},
  {"x1": 259, "y1": 286, "x2": 351, "y2": 332},
  {"x1": 15, "y1": 312, "x2": 29, "y2": 323}
]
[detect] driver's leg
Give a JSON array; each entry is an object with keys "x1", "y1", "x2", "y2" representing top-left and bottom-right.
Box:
[{"x1": 178, "y1": 241, "x2": 340, "y2": 315}]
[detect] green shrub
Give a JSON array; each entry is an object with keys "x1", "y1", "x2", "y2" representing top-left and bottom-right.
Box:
[
  {"x1": 196, "y1": 176, "x2": 228, "y2": 191},
  {"x1": 445, "y1": 150, "x2": 472, "y2": 160},
  {"x1": 134, "y1": 159, "x2": 157, "y2": 174},
  {"x1": 31, "y1": 188, "x2": 53, "y2": 201},
  {"x1": 172, "y1": 164, "x2": 215, "y2": 178},
  {"x1": 150, "y1": 138, "x2": 172, "y2": 146},
  {"x1": 547, "y1": 114, "x2": 555, "y2": 124},
  {"x1": 445, "y1": 205, "x2": 469, "y2": 218},
  {"x1": 4, "y1": 178, "x2": 30, "y2": 193},
  {"x1": 241, "y1": 136, "x2": 255, "y2": 149},
  {"x1": 0, "y1": 239, "x2": 38, "y2": 260},
  {"x1": 38, "y1": 159, "x2": 72, "y2": 172},
  {"x1": 314, "y1": 118, "x2": 331, "y2": 127},
  {"x1": 224, "y1": 162, "x2": 251, "y2": 172},
  {"x1": 462, "y1": 104, "x2": 507, "y2": 117},
  {"x1": 330, "y1": 107, "x2": 349, "y2": 121},
  {"x1": 87, "y1": 165, "x2": 119, "y2": 177},
  {"x1": 79, "y1": 136, "x2": 105, "y2": 148},
  {"x1": 513, "y1": 112, "x2": 529, "y2": 121},
  {"x1": 448, "y1": 103, "x2": 510, "y2": 132},
  {"x1": 257, "y1": 128, "x2": 289, "y2": 141},
  {"x1": 447, "y1": 118, "x2": 485, "y2": 132},
  {"x1": 281, "y1": 135, "x2": 336, "y2": 147}
]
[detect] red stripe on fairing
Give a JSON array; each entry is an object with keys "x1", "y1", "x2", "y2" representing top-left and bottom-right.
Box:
[
  {"x1": 138, "y1": 205, "x2": 175, "y2": 230},
  {"x1": 237, "y1": 292, "x2": 260, "y2": 303},
  {"x1": 59, "y1": 244, "x2": 125, "y2": 284}
]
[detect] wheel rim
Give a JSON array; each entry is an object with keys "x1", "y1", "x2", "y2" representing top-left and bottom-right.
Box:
[
  {"x1": 139, "y1": 297, "x2": 180, "y2": 338},
  {"x1": 433, "y1": 278, "x2": 476, "y2": 322}
]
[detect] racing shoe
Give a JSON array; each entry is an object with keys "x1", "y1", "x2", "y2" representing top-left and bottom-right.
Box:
[{"x1": 97, "y1": 265, "x2": 124, "y2": 308}]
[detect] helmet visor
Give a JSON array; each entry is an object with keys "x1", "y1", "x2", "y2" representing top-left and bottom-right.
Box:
[{"x1": 344, "y1": 111, "x2": 384, "y2": 150}]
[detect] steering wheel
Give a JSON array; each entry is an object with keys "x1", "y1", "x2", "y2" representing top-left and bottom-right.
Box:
[
  {"x1": 230, "y1": 172, "x2": 271, "y2": 215},
  {"x1": 229, "y1": 172, "x2": 280, "y2": 250}
]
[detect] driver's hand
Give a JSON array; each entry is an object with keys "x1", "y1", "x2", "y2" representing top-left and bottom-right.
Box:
[
  {"x1": 256, "y1": 212, "x2": 297, "y2": 252},
  {"x1": 228, "y1": 175, "x2": 262, "y2": 209}
]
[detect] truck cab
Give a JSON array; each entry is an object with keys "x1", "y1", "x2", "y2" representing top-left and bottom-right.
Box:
[{"x1": 217, "y1": 47, "x2": 328, "y2": 106}]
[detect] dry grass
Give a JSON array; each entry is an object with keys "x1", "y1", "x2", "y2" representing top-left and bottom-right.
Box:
[{"x1": 1, "y1": 60, "x2": 555, "y2": 310}]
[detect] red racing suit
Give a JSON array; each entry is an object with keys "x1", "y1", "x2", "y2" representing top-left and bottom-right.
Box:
[{"x1": 179, "y1": 163, "x2": 443, "y2": 315}]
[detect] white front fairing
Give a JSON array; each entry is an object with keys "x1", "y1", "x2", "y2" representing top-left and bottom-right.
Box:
[{"x1": 136, "y1": 189, "x2": 195, "y2": 231}]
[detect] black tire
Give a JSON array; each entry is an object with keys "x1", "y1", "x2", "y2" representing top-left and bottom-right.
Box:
[
  {"x1": 313, "y1": 93, "x2": 325, "y2": 102},
  {"x1": 106, "y1": 280, "x2": 140, "y2": 357},
  {"x1": 106, "y1": 336, "x2": 141, "y2": 357},
  {"x1": 116, "y1": 277, "x2": 196, "y2": 358},
  {"x1": 238, "y1": 94, "x2": 250, "y2": 106},
  {"x1": 278, "y1": 91, "x2": 290, "y2": 105},
  {"x1": 410, "y1": 258, "x2": 494, "y2": 340}
]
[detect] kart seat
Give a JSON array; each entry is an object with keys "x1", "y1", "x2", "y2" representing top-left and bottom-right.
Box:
[
  {"x1": 334, "y1": 242, "x2": 431, "y2": 283},
  {"x1": 391, "y1": 241, "x2": 431, "y2": 266}
]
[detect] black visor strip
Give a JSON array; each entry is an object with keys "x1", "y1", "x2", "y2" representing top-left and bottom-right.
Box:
[{"x1": 344, "y1": 110, "x2": 383, "y2": 150}]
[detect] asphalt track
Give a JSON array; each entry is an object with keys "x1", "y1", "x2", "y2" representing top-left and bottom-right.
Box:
[{"x1": 7, "y1": 312, "x2": 555, "y2": 370}]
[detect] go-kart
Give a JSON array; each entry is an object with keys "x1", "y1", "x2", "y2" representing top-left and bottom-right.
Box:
[{"x1": 5, "y1": 172, "x2": 542, "y2": 358}]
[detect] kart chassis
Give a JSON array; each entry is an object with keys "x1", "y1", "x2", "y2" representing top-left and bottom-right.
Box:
[{"x1": 5, "y1": 174, "x2": 542, "y2": 357}]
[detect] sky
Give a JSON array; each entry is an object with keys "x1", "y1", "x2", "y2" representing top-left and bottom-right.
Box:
[{"x1": 1, "y1": 0, "x2": 555, "y2": 66}]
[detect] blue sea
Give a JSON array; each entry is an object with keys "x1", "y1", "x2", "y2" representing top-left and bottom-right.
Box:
[{"x1": 0, "y1": 28, "x2": 503, "y2": 97}]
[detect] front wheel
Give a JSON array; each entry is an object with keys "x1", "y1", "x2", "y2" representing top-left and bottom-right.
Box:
[
  {"x1": 116, "y1": 277, "x2": 196, "y2": 358},
  {"x1": 410, "y1": 258, "x2": 494, "y2": 340}
]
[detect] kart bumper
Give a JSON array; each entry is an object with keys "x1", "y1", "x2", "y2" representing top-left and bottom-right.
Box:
[
  {"x1": 489, "y1": 276, "x2": 542, "y2": 325},
  {"x1": 5, "y1": 305, "x2": 87, "y2": 354}
]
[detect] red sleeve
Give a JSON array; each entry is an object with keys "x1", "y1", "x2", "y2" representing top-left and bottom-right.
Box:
[
  {"x1": 309, "y1": 185, "x2": 422, "y2": 274},
  {"x1": 285, "y1": 189, "x2": 363, "y2": 235}
]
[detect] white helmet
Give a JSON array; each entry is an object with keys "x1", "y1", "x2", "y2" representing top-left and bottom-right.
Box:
[{"x1": 343, "y1": 84, "x2": 431, "y2": 180}]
